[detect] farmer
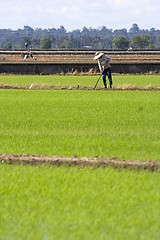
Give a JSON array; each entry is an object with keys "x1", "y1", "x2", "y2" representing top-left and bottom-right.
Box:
[{"x1": 93, "y1": 52, "x2": 113, "y2": 89}]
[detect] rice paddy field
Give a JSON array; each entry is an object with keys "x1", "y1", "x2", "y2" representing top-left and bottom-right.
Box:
[
  {"x1": 0, "y1": 74, "x2": 160, "y2": 88},
  {"x1": 0, "y1": 74, "x2": 160, "y2": 240}
]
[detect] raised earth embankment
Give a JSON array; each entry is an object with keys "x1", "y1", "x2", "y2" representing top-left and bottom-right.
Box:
[{"x1": 0, "y1": 50, "x2": 160, "y2": 74}]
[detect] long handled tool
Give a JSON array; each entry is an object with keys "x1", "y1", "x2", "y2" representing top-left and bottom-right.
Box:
[{"x1": 93, "y1": 74, "x2": 101, "y2": 89}]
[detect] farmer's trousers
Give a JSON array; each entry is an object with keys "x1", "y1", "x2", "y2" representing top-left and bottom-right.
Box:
[{"x1": 102, "y1": 68, "x2": 112, "y2": 88}]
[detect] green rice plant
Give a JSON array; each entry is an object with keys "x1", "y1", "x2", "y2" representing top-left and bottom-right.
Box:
[
  {"x1": 0, "y1": 74, "x2": 160, "y2": 88},
  {"x1": 113, "y1": 74, "x2": 160, "y2": 87},
  {"x1": 0, "y1": 164, "x2": 160, "y2": 240},
  {"x1": 0, "y1": 90, "x2": 159, "y2": 160}
]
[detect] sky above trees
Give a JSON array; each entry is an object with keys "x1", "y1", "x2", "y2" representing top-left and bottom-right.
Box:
[{"x1": 0, "y1": 0, "x2": 160, "y2": 31}]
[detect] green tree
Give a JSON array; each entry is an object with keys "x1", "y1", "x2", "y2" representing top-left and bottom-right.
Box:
[
  {"x1": 129, "y1": 23, "x2": 140, "y2": 34},
  {"x1": 131, "y1": 34, "x2": 153, "y2": 49},
  {"x1": 112, "y1": 36, "x2": 130, "y2": 50},
  {"x1": 40, "y1": 38, "x2": 52, "y2": 49},
  {"x1": 22, "y1": 36, "x2": 32, "y2": 49},
  {"x1": 2, "y1": 41, "x2": 12, "y2": 50},
  {"x1": 157, "y1": 36, "x2": 160, "y2": 48},
  {"x1": 58, "y1": 37, "x2": 72, "y2": 49},
  {"x1": 31, "y1": 38, "x2": 40, "y2": 49}
]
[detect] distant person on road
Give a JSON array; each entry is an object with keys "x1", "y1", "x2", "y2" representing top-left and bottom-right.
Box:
[
  {"x1": 25, "y1": 42, "x2": 28, "y2": 50},
  {"x1": 93, "y1": 52, "x2": 113, "y2": 89},
  {"x1": 20, "y1": 51, "x2": 34, "y2": 60}
]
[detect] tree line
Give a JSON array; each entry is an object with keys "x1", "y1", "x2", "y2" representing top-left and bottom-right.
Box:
[{"x1": 0, "y1": 23, "x2": 160, "y2": 50}]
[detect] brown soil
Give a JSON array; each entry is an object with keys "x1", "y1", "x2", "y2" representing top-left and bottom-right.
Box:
[
  {"x1": 0, "y1": 83, "x2": 159, "y2": 91},
  {"x1": 0, "y1": 154, "x2": 159, "y2": 171},
  {"x1": 1, "y1": 51, "x2": 160, "y2": 63}
]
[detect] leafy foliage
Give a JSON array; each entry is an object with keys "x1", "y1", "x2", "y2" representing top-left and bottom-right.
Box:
[
  {"x1": 131, "y1": 35, "x2": 153, "y2": 49},
  {"x1": 0, "y1": 23, "x2": 160, "y2": 50},
  {"x1": 112, "y1": 36, "x2": 130, "y2": 50},
  {"x1": 40, "y1": 38, "x2": 52, "y2": 49}
]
